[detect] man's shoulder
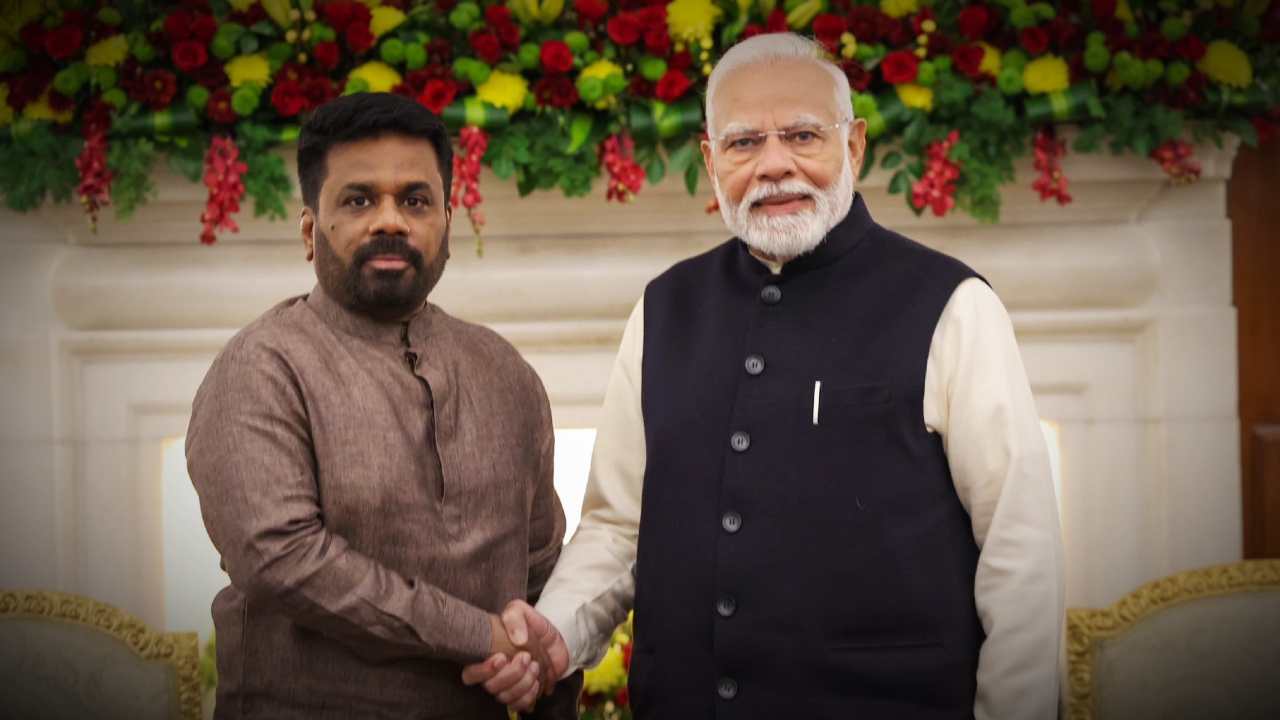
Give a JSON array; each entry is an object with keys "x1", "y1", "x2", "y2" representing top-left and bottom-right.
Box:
[
  {"x1": 212, "y1": 294, "x2": 315, "y2": 369},
  {"x1": 429, "y1": 306, "x2": 539, "y2": 378},
  {"x1": 647, "y1": 236, "x2": 739, "y2": 290},
  {"x1": 866, "y1": 222, "x2": 983, "y2": 288}
]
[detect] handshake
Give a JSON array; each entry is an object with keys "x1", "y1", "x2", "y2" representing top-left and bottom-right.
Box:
[{"x1": 463, "y1": 599, "x2": 572, "y2": 712}]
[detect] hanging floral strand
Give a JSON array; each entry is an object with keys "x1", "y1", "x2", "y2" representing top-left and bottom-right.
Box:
[
  {"x1": 451, "y1": 125, "x2": 488, "y2": 254},
  {"x1": 600, "y1": 132, "x2": 645, "y2": 203},
  {"x1": 199, "y1": 135, "x2": 247, "y2": 245},
  {"x1": 911, "y1": 130, "x2": 961, "y2": 217},
  {"x1": 1031, "y1": 126, "x2": 1072, "y2": 206},
  {"x1": 1150, "y1": 140, "x2": 1201, "y2": 185},
  {"x1": 75, "y1": 128, "x2": 112, "y2": 231}
]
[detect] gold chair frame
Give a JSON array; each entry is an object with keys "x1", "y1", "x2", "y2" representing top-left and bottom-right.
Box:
[
  {"x1": 1064, "y1": 559, "x2": 1280, "y2": 720},
  {"x1": 0, "y1": 589, "x2": 201, "y2": 720}
]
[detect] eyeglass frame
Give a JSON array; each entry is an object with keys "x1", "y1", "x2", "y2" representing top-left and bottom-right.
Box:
[{"x1": 707, "y1": 117, "x2": 855, "y2": 158}]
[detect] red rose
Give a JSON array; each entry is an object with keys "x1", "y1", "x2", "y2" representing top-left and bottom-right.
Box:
[
  {"x1": 313, "y1": 41, "x2": 340, "y2": 70},
  {"x1": 952, "y1": 43, "x2": 986, "y2": 79},
  {"x1": 607, "y1": 15, "x2": 641, "y2": 45},
  {"x1": 540, "y1": 40, "x2": 574, "y2": 73},
  {"x1": 1175, "y1": 36, "x2": 1206, "y2": 62},
  {"x1": 485, "y1": 5, "x2": 512, "y2": 25},
  {"x1": 164, "y1": 11, "x2": 193, "y2": 42},
  {"x1": 207, "y1": 88, "x2": 237, "y2": 124},
  {"x1": 194, "y1": 62, "x2": 229, "y2": 89},
  {"x1": 497, "y1": 22, "x2": 521, "y2": 49},
  {"x1": 643, "y1": 27, "x2": 670, "y2": 55},
  {"x1": 848, "y1": 6, "x2": 884, "y2": 42},
  {"x1": 654, "y1": 69, "x2": 692, "y2": 102},
  {"x1": 271, "y1": 79, "x2": 308, "y2": 117},
  {"x1": 628, "y1": 74, "x2": 654, "y2": 97},
  {"x1": 880, "y1": 50, "x2": 919, "y2": 84},
  {"x1": 765, "y1": 8, "x2": 788, "y2": 33},
  {"x1": 533, "y1": 75, "x2": 578, "y2": 108},
  {"x1": 469, "y1": 30, "x2": 502, "y2": 64},
  {"x1": 172, "y1": 41, "x2": 209, "y2": 73},
  {"x1": 321, "y1": 1, "x2": 371, "y2": 31},
  {"x1": 669, "y1": 50, "x2": 693, "y2": 71},
  {"x1": 1091, "y1": 0, "x2": 1117, "y2": 20},
  {"x1": 190, "y1": 14, "x2": 217, "y2": 44},
  {"x1": 574, "y1": 0, "x2": 608, "y2": 23},
  {"x1": 812, "y1": 14, "x2": 846, "y2": 49},
  {"x1": 418, "y1": 78, "x2": 457, "y2": 114},
  {"x1": 957, "y1": 5, "x2": 991, "y2": 41},
  {"x1": 841, "y1": 60, "x2": 871, "y2": 92},
  {"x1": 141, "y1": 69, "x2": 178, "y2": 111},
  {"x1": 44, "y1": 25, "x2": 84, "y2": 61},
  {"x1": 1019, "y1": 26, "x2": 1050, "y2": 55},
  {"x1": 345, "y1": 23, "x2": 375, "y2": 54}
]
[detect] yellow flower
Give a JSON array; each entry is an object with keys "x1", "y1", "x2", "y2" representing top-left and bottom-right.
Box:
[
  {"x1": 228, "y1": 0, "x2": 258, "y2": 11},
  {"x1": 583, "y1": 643, "x2": 627, "y2": 695},
  {"x1": 226, "y1": 54, "x2": 272, "y2": 88},
  {"x1": 0, "y1": 84, "x2": 13, "y2": 128},
  {"x1": 349, "y1": 61, "x2": 404, "y2": 93},
  {"x1": 1022, "y1": 55, "x2": 1070, "y2": 94},
  {"x1": 580, "y1": 59, "x2": 623, "y2": 83},
  {"x1": 896, "y1": 83, "x2": 933, "y2": 112},
  {"x1": 1197, "y1": 40, "x2": 1252, "y2": 88},
  {"x1": 476, "y1": 70, "x2": 528, "y2": 114},
  {"x1": 370, "y1": 6, "x2": 407, "y2": 37},
  {"x1": 880, "y1": 0, "x2": 919, "y2": 19},
  {"x1": 23, "y1": 90, "x2": 74, "y2": 124},
  {"x1": 86, "y1": 35, "x2": 130, "y2": 67},
  {"x1": 978, "y1": 42, "x2": 1001, "y2": 77},
  {"x1": 666, "y1": 0, "x2": 723, "y2": 44}
]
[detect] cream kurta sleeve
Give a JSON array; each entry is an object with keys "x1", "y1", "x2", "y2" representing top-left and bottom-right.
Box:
[
  {"x1": 925, "y1": 277, "x2": 1065, "y2": 720},
  {"x1": 538, "y1": 278, "x2": 1065, "y2": 716}
]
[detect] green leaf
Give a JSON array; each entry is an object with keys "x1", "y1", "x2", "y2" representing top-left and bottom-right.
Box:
[
  {"x1": 0, "y1": 124, "x2": 80, "y2": 211},
  {"x1": 683, "y1": 163, "x2": 699, "y2": 195},
  {"x1": 108, "y1": 137, "x2": 158, "y2": 219},
  {"x1": 241, "y1": 147, "x2": 291, "y2": 220},
  {"x1": 888, "y1": 169, "x2": 910, "y2": 195},
  {"x1": 645, "y1": 155, "x2": 666, "y2": 185},
  {"x1": 1227, "y1": 116, "x2": 1260, "y2": 148},
  {"x1": 249, "y1": 21, "x2": 277, "y2": 36},
  {"x1": 667, "y1": 142, "x2": 696, "y2": 173},
  {"x1": 239, "y1": 34, "x2": 259, "y2": 54},
  {"x1": 881, "y1": 150, "x2": 903, "y2": 170}
]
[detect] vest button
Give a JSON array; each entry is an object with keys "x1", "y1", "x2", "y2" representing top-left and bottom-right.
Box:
[
  {"x1": 729, "y1": 431, "x2": 751, "y2": 452},
  {"x1": 760, "y1": 284, "x2": 782, "y2": 305},
  {"x1": 716, "y1": 595, "x2": 737, "y2": 618},
  {"x1": 717, "y1": 677, "x2": 738, "y2": 700},
  {"x1": 744, "y1": 354, "x2": 765, "y2": 376},
  {"x1": 721, "y1": 511, "x2": 742, "y2": 534}
]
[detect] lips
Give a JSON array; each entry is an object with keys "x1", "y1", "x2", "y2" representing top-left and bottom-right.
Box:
[
  {"x1": 751, "y1": 192, "x2": 810, "y2": 208},
  {"x1": 365, "y1": 254, "x2": 411, "y2": 271}
]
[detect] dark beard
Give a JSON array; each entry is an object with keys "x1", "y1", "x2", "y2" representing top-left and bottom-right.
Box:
[{"x1": 314, "y1": 227, "x2": 450, "y2": 322}]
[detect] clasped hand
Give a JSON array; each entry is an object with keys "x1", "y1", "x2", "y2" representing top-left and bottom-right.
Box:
[{"x1": 463, "y1": 600, "x2": 570, "y2": 712}]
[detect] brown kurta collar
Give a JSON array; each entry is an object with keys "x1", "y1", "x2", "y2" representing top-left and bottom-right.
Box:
[{"x1": 304, "y1": 283, "x2": 435, "y2": 347}]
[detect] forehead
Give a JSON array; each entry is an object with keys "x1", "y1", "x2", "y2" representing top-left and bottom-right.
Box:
[
  {"x1": 711, "y1": 58, "x2": 841, "y2": 133},
  {"x1": 322, "y1": 134, "x2": 441, "y2": 190}
]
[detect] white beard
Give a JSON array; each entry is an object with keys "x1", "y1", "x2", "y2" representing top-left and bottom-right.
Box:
[{"x1": 713, "y1": 154, "x2": 855, "y2": 260}]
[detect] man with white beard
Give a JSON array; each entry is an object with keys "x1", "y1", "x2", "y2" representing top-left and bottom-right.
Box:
[{"x1": 463, "y1": 32, "x2": 1065, "y2": 720}]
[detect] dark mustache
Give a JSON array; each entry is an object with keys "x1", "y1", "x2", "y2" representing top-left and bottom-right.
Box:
[{"x1": 352, "y1": 235, "x2": 424, "y2": 270}]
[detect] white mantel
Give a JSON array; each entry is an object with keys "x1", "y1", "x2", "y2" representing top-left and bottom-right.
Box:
[{"x1": 0, "y1": 140, "x2": 1241, "y2": 636}]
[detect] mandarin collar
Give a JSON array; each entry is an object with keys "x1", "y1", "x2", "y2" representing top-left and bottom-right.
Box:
[
  {"x1": 734, "y1": 192, "x2": 875, "y2": 280},
  {"x1": 305, "y1": 284, "x2": 434, "y2": 347}
]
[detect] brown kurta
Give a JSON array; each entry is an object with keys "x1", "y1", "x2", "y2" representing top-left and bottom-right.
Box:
[{"x1": 187, "y1": 286, "x2": 567, "y2": 719}]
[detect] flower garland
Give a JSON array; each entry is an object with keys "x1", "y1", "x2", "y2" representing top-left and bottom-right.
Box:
[
  {"x1": 200, "y1": 135, "x2": 248, "y2": 245},
  {"x1": 1031, "y1": 126, "x2": 1071, "y2": 206},
  {"x1": 0, "y1": 0, "x2": 1276, "y2": 240},
  {"x1": 911, "y1": 129, "x2": 960, "y2": 217},
  {"x1": 75, "y1": 126, "x2": 112, "y2": 230},
  {"x1": 451, "y1": 124, "x2": 489, "y2": 244}
]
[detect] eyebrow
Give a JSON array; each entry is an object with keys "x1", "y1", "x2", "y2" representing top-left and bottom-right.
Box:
[
  {"x1": 338, "y1": 181, "x2": 435, "y2": 195},
  {"x1": 717, "y1": 114, "x2": 834, "y2": 137}
]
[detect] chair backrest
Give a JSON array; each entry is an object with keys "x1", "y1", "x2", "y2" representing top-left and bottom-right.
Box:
[
  {"x1": 0, "y1": 590, "x2": 201, "y2": 720},
  {"x1": 1065, "y1": 559, "x2": 1280, "y2": 720}
]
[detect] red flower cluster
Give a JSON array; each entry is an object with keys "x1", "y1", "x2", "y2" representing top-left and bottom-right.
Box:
[
  {"x1": 812, "y1": 14, "x2": 847, "y2": 53},
  {"x1": 452, "y1": 126, "x2": 489, "y2": 234},
  {"x1": 600, "y1": 133, "x2": 645, "y2": 203},
  {"x1": 270, "y1": 64, "x2": 338, "y2": 118},
  {"x1": 848, "y1": 5, "x2": 908, "y2": 46},
  {"x1": 911, "y1": 130, "x2": 961, "y2": 217},
  {"x1": 165, "y1": 9, "x2": 216, "y2": 74},
  {"x1": 655, "y1": 69, "x2": 692, "y2": 102},
  {"x1": 541, "y1": 40, "x2": 574, "y2": 74},
  {"x1": 534, "y1": 75, "x2": 579, "y2": 108},
  {"x1": 957, "y1": 4, "x2": 992, "y2": 41},
  {"x1": 469, "y1": 5, "x2": 522, "y2": 64},
  {"x1": 206, "y1": 88, "x2": 237, "y2": 124},
  {"x1": 951, "y1": 43, "x2": 986, "y2": 79},
  {"x1": 136, "y1": 69, "x2": 179, "y2": 111},
  {"x1": 574, "y1": 0, "x2": 609, "y2": 25},
  {"x1": 1031, "y1": 127, "x2": 1071, "y2": 206},
  {"x1": 742, "y1": 9, "x2": 788, "y2": 39},
  {"x1": 1150, "y1": 140, "x2": 1201, "y2": 185},
  {"x1": 200, "y1": 135, "x2": 248, "y2": 245},
  {"x1": 320, "y1": 1, "x2": 375, "y2": 55},
  {"x1": 418, "y1": 78, "x2": 459, "y2": 114},
  {"x1": 607, "y1": 6, "x2": 669, "y2": 56},
  {"x1": 76, "y1": 128, "x2": 113, "y2": 231}
]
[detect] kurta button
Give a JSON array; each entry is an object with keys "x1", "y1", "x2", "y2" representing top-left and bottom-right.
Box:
[
  {"x1": 760, "y1": 284, "x2": 782, "y2": 304},
  {"x1": 717, "y1": 677, "x2": 738, "y2": 700},
  {"x1": 716, "y1": 596, "x2": 737, "y2": 618},
  {"x1": 729, "y1": 431, "x2": 751, "y2": 452},
  {"x1": 721, "y1": 511, "x2": 742, "y2": 533},
  {"x1": 744, "y1": 354, "x2": 765, "y2": 376}
]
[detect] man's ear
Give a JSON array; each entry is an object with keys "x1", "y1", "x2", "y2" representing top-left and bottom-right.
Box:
[
  {"x1": 301, "y1": 207, "x2": 316, "y2": 262},
  {"x1": 700, "y1": 138, "x2": 715, "y2": 182},
  {"x1": 847, "y1": 117, "x2": 869, "y2": 179}
]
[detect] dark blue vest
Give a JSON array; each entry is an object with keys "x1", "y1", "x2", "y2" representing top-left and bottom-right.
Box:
[{"x1": 630, "y1": 195, "x2": 984, "y2": 719}]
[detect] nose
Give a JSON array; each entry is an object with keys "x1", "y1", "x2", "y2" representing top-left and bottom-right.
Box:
[
  {"x1": 369, "y1": 195, "x2": 410, "y2": 237},
  {"x1": 753, "y1": 133, "x2": 796, "y2": 184}
]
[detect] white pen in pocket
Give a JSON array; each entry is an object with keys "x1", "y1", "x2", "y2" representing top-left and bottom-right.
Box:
[{"x1": 812, "y1": 380, "x2": 822, "y2": 426}]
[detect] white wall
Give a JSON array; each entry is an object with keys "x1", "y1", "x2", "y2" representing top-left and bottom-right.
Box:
[{"x1": 0, "y1": 139, "x2": 1242, "y2": 635}]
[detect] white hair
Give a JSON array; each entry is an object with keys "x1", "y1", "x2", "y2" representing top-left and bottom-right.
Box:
[{"x1": 704, "y1": 32, "x2": 854, "y2": 138}]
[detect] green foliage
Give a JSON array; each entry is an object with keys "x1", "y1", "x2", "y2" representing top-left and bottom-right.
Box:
[
  {"x1": 108, "y1": 138, "x2": 157, "y2": 219},
  {"x1": 0, "y1": 124, "x2": 80, "y2": 212}
]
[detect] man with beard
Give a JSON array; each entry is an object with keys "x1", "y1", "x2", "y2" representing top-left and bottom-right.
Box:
[
  {"x1": 186, "y1": 93, "x2": 578, "y2": 719},
  {"x1": 465, "y1": 33, "x2": 1064, "y2": 719}
]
